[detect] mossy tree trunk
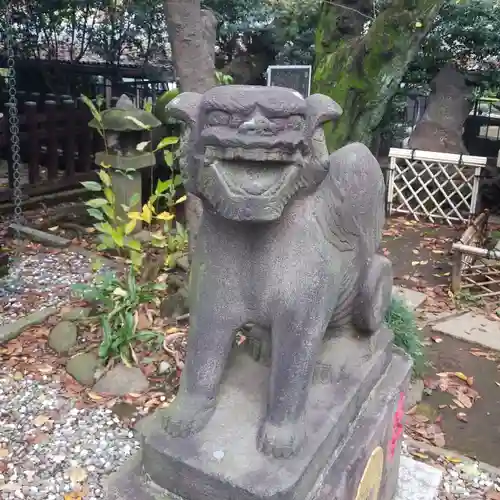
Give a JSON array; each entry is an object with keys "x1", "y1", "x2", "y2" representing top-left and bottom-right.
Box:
[
  {"x1": 313, "y1": 0, "x2": 445, "y2": 151},
  {"x1": 163, "y1": 1, "x2": 217, "y2": 256}
]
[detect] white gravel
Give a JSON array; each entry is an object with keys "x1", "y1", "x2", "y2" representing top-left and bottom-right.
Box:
[
  {"x1": 0, "y1": 250, "x2": 103, "y2": 326},
  {"x1": 0, "y1": 372, "x2": 140, "y2": 499}
]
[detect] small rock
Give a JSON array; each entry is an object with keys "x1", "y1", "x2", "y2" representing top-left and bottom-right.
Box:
[
  {"x1": 66, "y1": 352, "x2": 100, "y2": 386},
  {"x1": 61, "y1": 307, "x2": 92, "y2": 322},
  {"x1": 160, "y1": 291, "x2": 189, "y2": 318},
  {"x1": 158, "y1": 360, "x2": 172, "y2": 375},
  {"x1": 176, "y1": 255, "x2": 189, "y2": 272},
  {"x1": 93, "y1": 364, "x2": 149, "y2": 396},
  {"x1": 48, "y1": 321, "x2": 78, "y2": 354},
  {"x1": 405, "y1": 378, "x2": 424, "y2": 411}
]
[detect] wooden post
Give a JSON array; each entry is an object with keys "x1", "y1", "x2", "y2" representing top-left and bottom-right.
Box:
[
  {"x1": 45, "y1": 100, "x2": 59, "y2": 180},
  {"x1": 77, "y1": 97, "x2": 93, "y2": 172},
  {"x1": 24, "y1": 101, "x2": 40, "y2": 185},
  {"x1": 451, "y1": 250, "x2": 463, "y2": 294},
  {"x1": 62, "y1": 99, "x2": 76, "y2": 177}
]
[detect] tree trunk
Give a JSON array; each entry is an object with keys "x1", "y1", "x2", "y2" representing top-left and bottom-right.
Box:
[
  {"x1": 163, "y1": 0, "x2": 217, "y2": 256},
  {"x1": 313, "y1": 0, "x2": 445, "y2": 152}
]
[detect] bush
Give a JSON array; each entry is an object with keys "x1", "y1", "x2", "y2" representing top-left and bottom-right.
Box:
[{"x1": 385, "y1": 297, "x2": 426, "y2": 377}]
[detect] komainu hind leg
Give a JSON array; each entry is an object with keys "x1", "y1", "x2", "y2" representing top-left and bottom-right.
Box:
[{"x1": 352, "y1": 254, "x2": 393, "y2": 334}]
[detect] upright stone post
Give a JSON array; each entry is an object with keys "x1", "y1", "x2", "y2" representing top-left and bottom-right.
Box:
[
  {"x1": 89, "y1": 95, "x2": 161, "y2": 232},
  {"x1": 105, "y1": 86, "x2": 412, "y2": 500}
]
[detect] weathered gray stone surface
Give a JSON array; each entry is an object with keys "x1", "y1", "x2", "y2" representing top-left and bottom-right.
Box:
[
  {"x1": 93, "y1": 364, "x2": 149, "y2": 396},
  {"x1": 393, "y1": 286, "x2": 427, "y2": 311},
  {"x1": 48, "y1": 320, "x2": 78, "y2": 354},
  {"x1": 408, "y1": 64, "x2": 474, "y2": 154},
  {"x1": 162, "y1": 85, "x2": 393, "y2": 458},
  {"x1": 396, "y1": 456, "x2": 443, "y2": 500},
  {"x1": 432, "y1": 312, "x2": 500, "y2": 350},
  {"x1": 66, "y1": 352, "x2": 100, "y2": 386},
  {"x1": 8, "y1": 224, "x2": 71, "y2": 248},
  {"x1": 405, "y1": 379, "x2": 425, "y2": 411},
  {"x1": 106, "y1": 333, "x2": 412, "y2": 500},
  {"x1": 61, "y1": 306, "x2": 92, "y2": 322},
  {"x1": 0, "y1": 307, "x2": 57, "y2": 345}
]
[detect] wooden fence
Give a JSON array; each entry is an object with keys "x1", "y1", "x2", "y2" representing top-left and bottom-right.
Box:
[
  {"x1": 386, "y1": 148, "x2": 487, "y2": 226},
  {"x1": 0, "y1": 93, "x2": 100, "y2": 203}
]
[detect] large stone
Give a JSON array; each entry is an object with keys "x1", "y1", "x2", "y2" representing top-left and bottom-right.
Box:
[
  {"x1": 61, "y1": 307, "x2": 92, "y2": 322},
  {"x1": 392, "y1": 286, "x2": 427, "y2": 311},
  {"x1": 432, "y1": 312, "x2": 500, "y2": 350},
  {"x1": 0, "y1": 307, "x2": 58, "y2": 345},
  {"x1": 106, "y1": 328, "x2": 412, "y2": 500},
  {"x1": 93, "y1": 364, "x2": 149, "y2": 396},
  {"x1": 48, "y1": 321, "x2": 78, "y2": 354},
  {"x1": 66, "y1": 352, "x2": 100, "y2": 386},
  {"x1": 408, "y1": 64, "x2": 475, "y2": 154},
  {"x1": 395, "y1": 456, "x2": 443, "y2": 500}
]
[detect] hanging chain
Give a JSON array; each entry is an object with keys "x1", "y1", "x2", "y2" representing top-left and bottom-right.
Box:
[{"x1": 5, "y1": 2, "x2": 23, "y2": 233}]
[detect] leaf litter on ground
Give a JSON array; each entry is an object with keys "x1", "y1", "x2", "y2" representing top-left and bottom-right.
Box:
[{"x1": 406, "y1": 371, "x2": 480, "y2": 448}]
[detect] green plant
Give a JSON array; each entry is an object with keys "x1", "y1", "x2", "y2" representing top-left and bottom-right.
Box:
[
  {"x1": 73, "y1": 268, "x2": 165, "y2": 364},
  {"x1": 385, "y1": 297, "x2": 426, "y2": 377},
  {"x1": 80, "y1": 95, "x2": 188, "y2": 273},
  {"x1": 215, "y1": 71, "x2": 234, "y2": 85}
]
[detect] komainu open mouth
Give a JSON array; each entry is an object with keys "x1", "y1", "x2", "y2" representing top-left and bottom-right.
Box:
[
  {"x1": 204, "y1": 146, "x2": 302, "y2": 197},
  {"x1": 216, "y1": 161, "x2": 298, "y2": 196}
]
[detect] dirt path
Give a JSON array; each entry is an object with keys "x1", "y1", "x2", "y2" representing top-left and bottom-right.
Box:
[
  {"x1": 382, "y1": 217, "x2": 500, "y2": 467},
  {"x1": 424, "y1": 334, "x2": 500, "y2": 467}
]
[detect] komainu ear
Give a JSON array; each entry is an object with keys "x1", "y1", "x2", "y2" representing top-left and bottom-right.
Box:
[
  {"x1": 305, "y1": 94, "x2": 343, "y2": 130},
  {"x1": 166, "y1": 92, "x2": 202, "y2": 126}
]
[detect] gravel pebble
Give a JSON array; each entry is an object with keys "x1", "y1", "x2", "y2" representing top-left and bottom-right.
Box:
[
  {"x1": 0, "y1": 250, "x2": 104, "y2": 326},
  {"x1": 0, "y1": 372, "x2": 140, "y2": 499},
  {"x1": 402, "y1": 441, "x2": 500, "y2": 499}
]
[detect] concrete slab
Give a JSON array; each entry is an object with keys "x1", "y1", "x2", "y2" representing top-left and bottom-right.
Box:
[
  {"x1": 432, "y1": 312, "x2": 500, "y2": 351},
  {"x1": 393, "y1": 286, "x2": 427, "y2": 311},
  {"x1": 396, "y1": 455, "x2": 443, "y2": 500}
]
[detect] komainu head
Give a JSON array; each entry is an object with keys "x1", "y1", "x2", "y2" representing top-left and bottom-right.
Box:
[{"x1": 168, "y1": 85, "x2": 342, "y2": 221}]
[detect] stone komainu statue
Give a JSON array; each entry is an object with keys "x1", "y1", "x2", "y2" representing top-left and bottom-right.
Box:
[{"x1": 165, "y1": 85, "x2": 393, "y2": 458}]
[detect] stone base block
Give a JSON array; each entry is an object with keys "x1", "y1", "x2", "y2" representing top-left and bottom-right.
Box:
[{"x1": 105, "y1": 327, "x2": 412, "y2": 500}]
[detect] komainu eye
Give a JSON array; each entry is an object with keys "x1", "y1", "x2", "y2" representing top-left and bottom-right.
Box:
[
  {"x1": 207, "y1": 110, "x2": 230, "y2": 126},
  {"x1": 288, "y1": 115, "x2": 305, "y2": 130}
]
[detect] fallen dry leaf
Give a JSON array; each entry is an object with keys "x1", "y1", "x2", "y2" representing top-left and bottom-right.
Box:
[
  {"x1": 456, "y1": 412, "x2": 468, "y2": 422},
  {"x1": 33, "y1": 415, "x2": 51, "y2": 427},
  {"x1": 87, "y1": 392, "x2": 103, "y2": 401}
]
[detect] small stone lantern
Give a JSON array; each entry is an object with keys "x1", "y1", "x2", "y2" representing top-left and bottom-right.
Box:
[{"x1": 89, "y1": 95, "x2": 162, "y2": 230}]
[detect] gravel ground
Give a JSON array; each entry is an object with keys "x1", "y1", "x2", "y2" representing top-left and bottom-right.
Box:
[
  {"x1": 0, "y1": 249, "x2": 100, "y2": 326},
  {"x1": 1, "y1": 370, "x2": 499, "y2": 500},
  {"x1": 403, "y1": 441, "x2": 500, "y2": 499},
  {"x1": 0, "y1": 372, "x2": 140, "y2": 499}
]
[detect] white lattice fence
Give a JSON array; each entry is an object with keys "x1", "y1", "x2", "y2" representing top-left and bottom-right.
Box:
[{"x1": 387, "y1": 148, "x2": 487, "y2": 226}]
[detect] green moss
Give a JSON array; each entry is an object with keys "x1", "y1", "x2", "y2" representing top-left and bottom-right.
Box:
[
  {"x1": 385, "y1": 297, "x2": 426, "y2": 377},
  {"x1": 313, "y1": 0, "x2": 445, "y2": 150}
]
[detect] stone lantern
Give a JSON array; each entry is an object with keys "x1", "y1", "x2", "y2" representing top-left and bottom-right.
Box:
[{"x1": 89, "y1": 95, "x2": 162, "y2": 230}]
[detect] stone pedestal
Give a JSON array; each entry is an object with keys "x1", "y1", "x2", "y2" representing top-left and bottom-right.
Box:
[
  {"x1": 105, "y1": 326, "x2": 412, "y2": 500},
  {"x1": 95, "y1": 152, "x2": 155, "y2": 233}
]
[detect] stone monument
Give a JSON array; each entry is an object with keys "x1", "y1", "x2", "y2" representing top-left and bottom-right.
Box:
[
  {"x1": 106, "y1": 85, "x2": 412, "y2": 500},
  {"x1": 89, "y1": 95, "x2": 162, "y2": 232},
  {"x1": 407, "y1": 64, "x2": 475, "y2": 154}
]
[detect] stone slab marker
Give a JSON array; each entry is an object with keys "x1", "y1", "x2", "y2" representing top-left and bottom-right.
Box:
[
  {"x1": 105, "y1": 85, "x2": 412, "y2": 500},
  {"x1": 408, "y1": 64, "x2": 475, "y2": 154}
]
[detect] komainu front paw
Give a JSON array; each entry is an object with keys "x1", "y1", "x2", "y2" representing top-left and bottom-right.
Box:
[
  {"x1": 163, "y1": 394, "x2": 216, "y2": 438},
  {"x1": 257, "y1": 418, "x2": 306, "y2": 459}
]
